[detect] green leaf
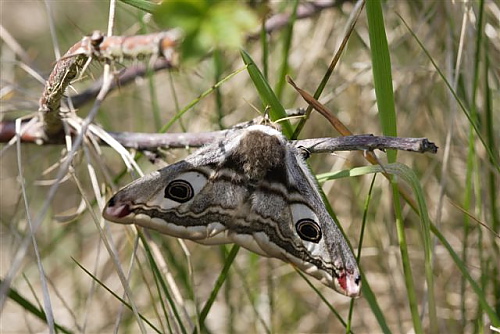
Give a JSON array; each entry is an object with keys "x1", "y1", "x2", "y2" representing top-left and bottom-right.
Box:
[
  {"x1": 154, "y1": 0, "x2": 206, "y2": 33},
  {"x1": 120, "y1": 0, "x2": 158, "y2": 13},
  {"x1": 154, "y1": 0, "x2": 258, "y2": 62}
]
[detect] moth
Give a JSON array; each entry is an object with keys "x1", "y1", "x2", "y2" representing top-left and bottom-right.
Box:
[{"x1": 103, "y1": 123, "x2": 361, "y2": 297}]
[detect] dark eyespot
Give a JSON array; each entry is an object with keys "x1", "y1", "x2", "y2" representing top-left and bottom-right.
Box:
[
  {"x1": 165, "y1": 180, "x2": 194, "y2": 203},
  {"x1": 296, "y1": 219, "x2": 322, "y2": 243}
]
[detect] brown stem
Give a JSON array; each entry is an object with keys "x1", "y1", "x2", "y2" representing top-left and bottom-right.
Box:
[
  {"x1": 70, "y1": 58, "x2": 174, "y2": 109},
  {"x1": 259, "y1": 0, "x2": 350, "y2": 36}
]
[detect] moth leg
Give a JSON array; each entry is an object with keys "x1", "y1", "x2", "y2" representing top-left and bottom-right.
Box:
[{"x1": 296, "y1": 146, "x2": 311, "y2": 160}]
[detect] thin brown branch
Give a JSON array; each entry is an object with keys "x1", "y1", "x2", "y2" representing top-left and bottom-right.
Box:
[
  {"x1": 70, "y1": 58, "x2": 175, "y2": 109},
  {"x1": 259, "y1": 0, "x2": 350, "y2": 36},
  {"x1": 0, "y1": 121, "x2": 438, "y2": 154},
  {"x1": 297, "y1": 135, "x2": 438, "y2": 154}
]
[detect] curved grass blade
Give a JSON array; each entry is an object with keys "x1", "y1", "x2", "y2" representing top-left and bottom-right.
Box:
[
  {"x1": 196, "y1": 245, "x2": 240, "y2": 334},
  {"x1": 319, "y1": 163, "x2": 499, "y2": 326},
  {"x1": 73, "y1": 259, "x2": 163, "y2": 334},
  {"x1": 160, "y1": 66, "x2": 247, "y2": 133}
]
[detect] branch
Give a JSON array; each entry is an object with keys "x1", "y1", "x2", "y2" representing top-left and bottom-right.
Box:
[
  {"x1": 0, "y1": 122, "x2": 438, "y2": 154},
  {"x1": 70, "y1": 59, "x2": 174, "y2": 109},
  {"x1": 110, "y1": 132, "x2": 438, "y2": 154},
  {"x1": 297, "y1": 135, "x2": 438, "y2": 154}
]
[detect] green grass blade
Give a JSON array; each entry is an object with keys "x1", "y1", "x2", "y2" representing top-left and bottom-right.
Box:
[
  {"x1": 366, "y1": 2, "x2": 437, "y2": 331},
  {"x1": 319, "y1": 163, "x2": 500, "y2": 326},
  {"x1": 213, "y1": 50, "x2": 225, "y2": 129},
  {"x1": 358, "y1": 271, "x2": 392, "y2": 334},
  {"x1": 295, "y1": 270, "x2": 347, "y2": 328},
  {"x1": 397, "y1": 13, "x2": 499, "y2": 172},
  {"x1": 147, "y1": 72, "x2": 162, "y2": 132},
  {"x1": 0, "y1": 279, "x2": 73, "y2": 334},
  {"x1": 320, "y1": 163, "x2": 437, "y2": 333},
  {"x1": 348, "y1": 175, "x2": 377, "y2": 331},
  {"x1": 430, "y1": 224, "x2": 500, "y2": 325},
  {"x1": 138, "y1": 233, "x2": 188, "y2": 334},
  {"x1": 197, "y1": 245, "x2": 240, "y2": 334},
  {"x1": 260, "y1": 20, "x2": 269, "y2": 80},
  {"x1": 390, "y1": 182, "x2": 422, "y2": 334},
  {"x1": 73, "y1": 259, "x2": 163, "y2": 333},
  {"x1": 240, "y1": 49, "x2": 293, "y2": 137},
  {"x1": 484, "y1": 40, "x2": 500, "y2": 316},
  {"x1": 133, "y1": 245, "x2": 171, "y2": 333},
  {"x1": 292, "y1": 0, "x2": 364, "y2": 140}
]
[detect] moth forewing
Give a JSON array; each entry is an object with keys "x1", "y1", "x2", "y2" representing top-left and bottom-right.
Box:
[
  {"x1": 281, "y1": 145, "x2": 361, "y2": 296},
  {"x1": 103, "y1": 124, "x2": 361, "y2": 297}
]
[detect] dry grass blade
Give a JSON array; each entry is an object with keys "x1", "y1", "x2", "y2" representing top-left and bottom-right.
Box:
[
  {"x1": 449, "y1": 201, "x2": 500, "y2": 240},
  {"x1": 287, "y1": 75, "x2": 353, "y2": 136}
]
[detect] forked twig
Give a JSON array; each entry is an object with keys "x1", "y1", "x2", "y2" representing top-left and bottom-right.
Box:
[{"x1": 38, "y1": 30, "x2": 182, "y2": 140}]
